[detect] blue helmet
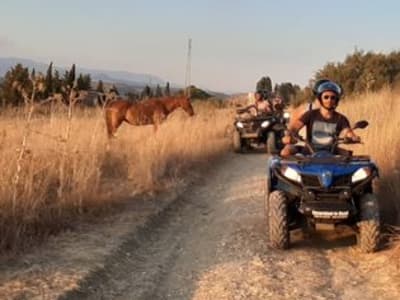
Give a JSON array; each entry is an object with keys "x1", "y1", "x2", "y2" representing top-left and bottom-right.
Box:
[{"x1": 313, "y1": 79, "x2": 343, "y2": 101}]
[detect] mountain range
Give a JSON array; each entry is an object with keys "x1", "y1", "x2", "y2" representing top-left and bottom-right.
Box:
[
  {"x1": 0, "y1": 57, "x2": 167, "y2": 89},
  {"x1": 0, "y1": 57, "x2": 229, "y2": 97}
]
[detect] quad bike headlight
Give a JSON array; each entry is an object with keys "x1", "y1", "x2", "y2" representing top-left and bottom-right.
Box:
[
  {"x1": 281, "y1": 166, "x2": 302, "y2": 183},
  {"x1": 236, "y1": 121, "x2": 244, "y2": 129},
  {"x1": 261, "y1": 120, "x2": 270, "y2": 128},
  {"x1": 351, "y1": 167, "x2": 371, "y2": 183},
  {"x1": 283, "y1": 112, "x2": 290, "y2": 120}
]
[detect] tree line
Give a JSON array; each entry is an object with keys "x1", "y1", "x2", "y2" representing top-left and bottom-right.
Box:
[
  {"x1": 0, "y1": 62, "x2": 91, "y2": 106},
  {"x1": 257, "y1": 49, "x2": 400, "y2": 107},
  {"x1": 0, "y1": 62, "x2": 180, "y2": 107},
  {"x1": 123, "y1": 84, "x2": 211, "y2": 101}
]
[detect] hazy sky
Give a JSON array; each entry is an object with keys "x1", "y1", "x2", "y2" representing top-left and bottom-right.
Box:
[{"x1": 1, "y1": 0, "x2": 400, "y2": 93}]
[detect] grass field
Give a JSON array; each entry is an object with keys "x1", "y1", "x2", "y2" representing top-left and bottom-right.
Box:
[
  {"x1": 0, "y1": 89, "x2": 399, "y2": 252},
  {"x1": 0, "y1": 101, "x2": 234, "y2": 251}
]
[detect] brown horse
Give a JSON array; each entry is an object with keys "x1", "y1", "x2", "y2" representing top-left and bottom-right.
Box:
[{"x1": 105, "y1": 95, "x2": 195, "y2": 137}]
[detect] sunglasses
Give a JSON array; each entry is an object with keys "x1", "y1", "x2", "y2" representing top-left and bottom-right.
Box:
[{"x1": 322, "y1": 95, "x2": 338, "y2": 101}]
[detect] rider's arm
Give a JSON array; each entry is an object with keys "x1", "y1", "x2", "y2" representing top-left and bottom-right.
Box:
[
  {"x1": 282, "y1": 118, "x2": 305, "y2": 144},
  {"x1": 237, "y1": 104, "x2": 255, "y2": 113},
  {"x1": 282, "y1": 109, "x2": 311, "y2": 145},
  {"x1": 288, "y1": 118, "x2": 304, "y2": 133},
  {"x1": 339, "y1": 116, "x2": 361, "y2": 142}
]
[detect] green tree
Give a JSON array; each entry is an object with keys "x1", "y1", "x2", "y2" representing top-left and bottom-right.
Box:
[
  {"x1": 69, "y1": 64, "x2": 76, "y2": 85},
  {"x1": 275, "y1": 82, "x2": 298, "y2": 105},
  {"x1": 63, "y1": 63, "x2": 76, "y2": 89},
  {"x1": 256, "y1": 76, "x2": 273, "y2": 94},
  {"x1": 76, "y1": 73, "x2": 92, "y2": 90},
  {"x1": 164, "y1": 81, "x2": 170, "y2": 96},
  {"x1": 44, "y1": 62, "x2": 53, "y2": 98},
  {"x1": 53, "y1": 70, "x2": 62, "y2": 93},
  {"x1": 96, "y1": 80, "x2": 104, "y2": 93},
  {"x1": 110, "y1": 84, "x2": 119, "y2": 95},
  {"x1": 126, "y1": 91, "x2": 139, "y2": 101},
  {"x1": 314, "y1": 49, "x2": 400, "y2": 96},
  {"x1": 141, "y1": 85, "x2": 152, "y2": 99},
  {"x1": 177, "y1": 85, "x2": 211, "y2": 99},
  {"x1": 155, "y1": 84, "x2": 162, "y2": 97},
  {"x1": 0, "y1": 63, "x2": 32, "y2": 106},
  {"x1": 76, "y1": 74, "x2": 85, "y2": 90}
]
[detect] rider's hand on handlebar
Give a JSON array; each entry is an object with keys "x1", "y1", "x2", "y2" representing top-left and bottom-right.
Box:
[
  {"x1": 343, "y1": 135, "x2": 361, "y2": 144},
  {"x1": 351, "y1": 135, "x2": 361, "y2": 143},
  {"x1": 282, "y1": 130, "x2": 297, "y2": 145}
]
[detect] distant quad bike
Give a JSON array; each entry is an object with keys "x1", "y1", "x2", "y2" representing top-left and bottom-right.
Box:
[
  {"x1": 265, "y1": 120, "x2": 380, "y2": 253},
  {"x1": 233, "y1": 106, "x2": 290, "y2": 154}
]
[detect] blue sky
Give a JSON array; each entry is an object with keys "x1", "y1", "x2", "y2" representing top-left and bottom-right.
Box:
[{"x1": 1, "y1": 0, "x2": 400, "y2": 93}]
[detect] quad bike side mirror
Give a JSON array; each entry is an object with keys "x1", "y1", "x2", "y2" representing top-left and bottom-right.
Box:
[{"x1": 353, "y1": 120, "x2": 369, "y2": 130}]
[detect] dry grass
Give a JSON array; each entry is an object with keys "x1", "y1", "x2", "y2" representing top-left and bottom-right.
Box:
[
  {"x1": 338, "y1": 89, "x2": 400, "y2": 224},
  {"x1": 339, "y1": 90, "x2": 400, "y2": 263},
  {"x1": 0, "y1": 101, "x2": 234, "y2": 252},
  {"x1": 1, "y1": 89, "x2": 399, "y2": 253}
]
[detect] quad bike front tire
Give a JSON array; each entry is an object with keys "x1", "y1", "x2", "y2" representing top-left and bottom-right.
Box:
[
  {"x1": 358, "y1": 193, "x2": 380, "y2": 253},
  {"x1": 266, "y1": 131, "x2": 277, "y2": 154},
  {"x1": 233, "y1": 130, "x2": 242, "y2": 153},
  {"x1": 267, "y1": 190, "x2": 289, "y2": 249}
]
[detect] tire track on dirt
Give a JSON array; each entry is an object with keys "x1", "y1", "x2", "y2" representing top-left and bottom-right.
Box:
[{"x1": 60, "y1": 153, "x2": 400, "y2": 300}]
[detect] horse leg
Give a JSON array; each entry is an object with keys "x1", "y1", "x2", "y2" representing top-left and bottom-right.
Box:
[
  {"x1": 105, "y1": 109, "x2": 124, "y2": 138},
  {"x1": 152, "y1": 111, "x2": 166, "y2": 132}
]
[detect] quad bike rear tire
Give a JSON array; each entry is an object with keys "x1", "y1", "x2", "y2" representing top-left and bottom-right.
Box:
[
  {"x1": 267, "y1": 190, "x2": 289, "y2": 249},
  {"x1": 358, "y1": 193, "x2": 380, "y2": 253}
]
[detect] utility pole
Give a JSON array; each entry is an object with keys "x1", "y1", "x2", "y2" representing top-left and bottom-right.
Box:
[{"x1": 185, "y1": 38, "x2": 192, "y2": 97}]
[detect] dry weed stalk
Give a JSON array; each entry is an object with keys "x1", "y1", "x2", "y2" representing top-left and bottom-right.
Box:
[
  {"x1": 11, "y1": 77, "x2": 38, "y2": 215},
  {"x1": 57, "y1": 84, "x2": 79, "y2": 202}
]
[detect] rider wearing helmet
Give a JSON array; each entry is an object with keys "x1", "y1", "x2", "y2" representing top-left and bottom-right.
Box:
[{"x1": 280, "y1": 79, "x2": 360, "y2": 157}]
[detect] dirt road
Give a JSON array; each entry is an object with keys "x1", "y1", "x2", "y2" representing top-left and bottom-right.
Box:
[
  {"x1": 1, "y1": 153, "x2": 399, "y2": 299},
  {"x1": 57, "y1": 153, "x2": 400, "y2": 300}
]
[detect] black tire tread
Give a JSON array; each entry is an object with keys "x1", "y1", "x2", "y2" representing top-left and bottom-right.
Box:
[
  {"x1": 233, "y1": 130, "x2": 242, "y2": 153},
  {"x1": 358, "y1": 193, "x2": 380, "y2": 253},
  {"x1": 267, "y1": 191, "x2": 289, "y2": 249},
  {"x1": 266, "y1": 131, "x2": 276, "y2": 154}
]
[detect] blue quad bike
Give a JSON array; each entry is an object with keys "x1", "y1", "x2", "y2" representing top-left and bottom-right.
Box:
[{"x1": 265, "y1": 120, "x2": 380, "y2": 253}]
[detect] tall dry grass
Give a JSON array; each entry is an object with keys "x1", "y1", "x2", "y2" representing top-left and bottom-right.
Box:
[
  {"x1": 339, "y1": 89, "x2": 400, "y2": 224},
  {"x1": 0, "y1": 101, "x2": 234, "y2": 251}
]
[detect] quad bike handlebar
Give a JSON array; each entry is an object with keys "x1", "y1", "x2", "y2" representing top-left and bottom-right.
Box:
[{"x1": 285, "y1": 120, "x2": 368, "y2": 155}]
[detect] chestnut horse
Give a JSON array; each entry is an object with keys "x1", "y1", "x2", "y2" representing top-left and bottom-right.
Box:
[{"x1": 105, "y1": 95, "x2": 194, "y2": 137}]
